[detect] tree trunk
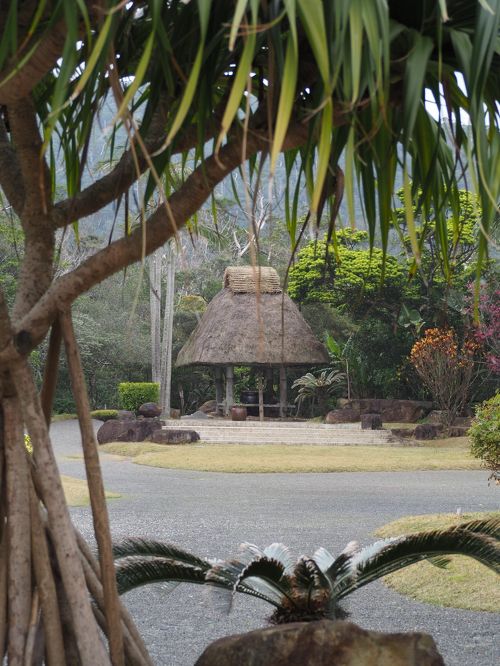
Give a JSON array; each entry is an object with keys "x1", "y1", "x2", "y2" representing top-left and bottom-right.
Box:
[
  {"x1": 149, "y1": 248, "x2": 162, "y2": 384},
  {"x1": 160, "y1": 240, "x2": 176, "y2": 417}
]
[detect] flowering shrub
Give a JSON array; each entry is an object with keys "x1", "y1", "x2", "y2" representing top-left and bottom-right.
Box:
[
  {"x1": 471, "y1": 286, "x2": 500, "y2": 375},
  {"x1": 410, "y1": 328, "x2": 479, "y2": 425},
  {"x1": 469, "y1": 393, "x2": 500, "y2": 484}
]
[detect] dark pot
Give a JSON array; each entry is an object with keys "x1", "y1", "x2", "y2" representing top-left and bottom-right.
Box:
[
  {"x1": 231, "y1": 406, "x2": 247, "y2": 421},
  {"x1": 240, "y1": 390, "x2": 259, "y2": 405}
]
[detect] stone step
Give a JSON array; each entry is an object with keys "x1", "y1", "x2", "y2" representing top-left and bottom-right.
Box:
[
  {"x1": 161, "y1": 421, "x2": 394, "y2": 446},
  {"x1": 165, "y1": 419, "x2": 361, "y2": 430}
]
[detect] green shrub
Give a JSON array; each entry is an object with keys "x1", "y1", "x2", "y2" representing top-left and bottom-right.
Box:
[
  {"x1": 469, "y1": 392, "x2": 500, "y2": 483},
  {"x1": 91, "y1": 409, "x2": 119, "y2": 422},
  {"x1": 118, "y1": 383, "x2": 160, "y2": 412}
]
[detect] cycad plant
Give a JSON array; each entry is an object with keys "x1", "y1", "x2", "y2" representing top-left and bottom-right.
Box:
[
  {"x1": 293, "y1": 370, "x2": 346, "y2": 416},
  {"x1": 114, "y1": 517, "x2": 500, "y2": 625}
]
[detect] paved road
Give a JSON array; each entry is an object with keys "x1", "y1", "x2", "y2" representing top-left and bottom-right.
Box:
[{"x1": 53, "y1": 420, "x2": 499, "y2": 666}]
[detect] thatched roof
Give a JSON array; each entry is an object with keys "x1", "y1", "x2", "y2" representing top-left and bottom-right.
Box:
[
  {"x1": 223, "y1": 266, "x2": 281, "y2": 293},
  {"x1": 176, "y1": 267, "x2": 329, "y2": 367}
]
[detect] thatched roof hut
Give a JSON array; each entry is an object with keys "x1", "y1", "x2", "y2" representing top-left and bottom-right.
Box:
[
  {"x1": 176, "y1": 266, "x2": 328, "y2": 367},
  {"x1": 176, "y1": 267, "x2": 328, "y2": 416}
]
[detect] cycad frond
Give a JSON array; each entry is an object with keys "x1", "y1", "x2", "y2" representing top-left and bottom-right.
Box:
[
  {"x1": 112, "y1": 538, "x2": 210, "y2": 570},
  {"x1": 115, "y1": 557, "x2": 209, "y2": 596},
  {"x1": 333, "y1": 527, "x2": 500, "y2": 600}
]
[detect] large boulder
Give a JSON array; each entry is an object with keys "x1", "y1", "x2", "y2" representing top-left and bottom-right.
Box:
[
  {"x1": 149, "y1": 429, "x2": 200, "y2": 444},
  {"x1": 116, "y1": 410, "x2": 135, "y2": 421},
  {"x1": 325, "y1": 408, "x2": 360, "y2": 424},
  {"x1": 448, "y1": 425, "x2": 469, "y2": 438},
  {"x1": 97, "y1": 418, "x2": 162, "y2": 445},
  {"x1": 414, "y1": 424, "x2": 441, "y2": 440},
  {"x1": 361, "y1": 413, "x2": 383, "y2": 430},
  {"x1": 194, "y1": 620, "x2": 444, "y2": 666},
  {"x1": 138, "y1": 402, "x2": 162, "y2": 418},
  {"x1": 342, "y1": 399, "x2": 433, "y2": 423},
  {"x1": 391, "y1": 427, "x2": 415, "y2": 439}
]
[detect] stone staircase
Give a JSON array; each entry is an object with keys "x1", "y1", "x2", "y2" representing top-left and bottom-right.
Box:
[{"x1": 162, "y1": 419, "x2": 395, "y2": 446}]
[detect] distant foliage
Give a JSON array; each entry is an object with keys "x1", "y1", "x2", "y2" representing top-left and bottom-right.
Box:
[
  {"x1": 287, "y1": 233, "x2": 405, "y2": 314},
  {"x1": 410, "y1": 328, "x2": 479, "y2": 425},
  {"x1": 469, "y1": 393, "x2": 500, "y2": 484},
  {"x1": 118, "y1": 383, "x2": 159, "y2": 412}
]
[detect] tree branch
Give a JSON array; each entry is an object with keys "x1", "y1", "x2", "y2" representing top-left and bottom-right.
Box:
[
  {"x1": 8, "y1": 97, "x2": 54, "y2": 322},
  {"x1": 14, "y1": 122, "x2": 310, "y2": 350},
  {"x1": 51, "y1": 99, "x2": 226, "y2": 229},
  {"x1": 0, "y1": 20, "x2": 67, "y2": 106},
  {"x1": 0, "y1": 117, "x2": 24, "y2": 216}
]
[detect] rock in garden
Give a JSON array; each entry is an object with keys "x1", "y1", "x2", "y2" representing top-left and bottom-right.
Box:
[
  {"x1": 97, "y1": 418, "x2": 162, "y2": 444},
  {"x1": 325, "y1": 408, "x2": 360, "y2": 424},
  {"x1": 181, "y1": 410, "x2": 209, "y2": 420},
  {"x1": 427, "y1": 410, "x2": 446, "y2": 424},
  {"x1": 448, "y1": 426, "x2": 469, "y2": 438},
  {"x1": 117, "y1": 410, "x2": 135, "y2": 421},
  {"x1": 138, "y1": 402, "x2": 162, "y2": 418},
  {"x1": 149, "y1": 429, "x2": 200, "y2": 444},
  {"x1": 361, "y1": 413, "x2": 383, "y2": 430},
  {"x1": 198, "y1": 400, "x2": 217, "y2": 414},
  {"x1": 341, "y1": 399, "x2": 433, "y2": 423},
  {"x1": 194, "y1": 620, "x2": 444, "y2": 666},
  {"x1": 391, "y1": 427, "x2": 415, "y2": 439},
  {"x1": 414, "y1": 424, "x2": 441, "y2": 440}
]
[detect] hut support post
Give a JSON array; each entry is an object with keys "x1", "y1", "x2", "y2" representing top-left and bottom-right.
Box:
[
  {"x1": 215, "y1": 368, "x2": 223, "y2": 415},
  {"x1": 225, "y1": 366, "x2": 234, "y2": 416},
  {"x1": 258, "y1": 373, "x2": 264, "y2": 422},
  {"x1": 279, "y1": 366, "x2": 287, "y2": 418},
  {"x1": 265, "y1": 367, "x2": 273, "y2": 398}
]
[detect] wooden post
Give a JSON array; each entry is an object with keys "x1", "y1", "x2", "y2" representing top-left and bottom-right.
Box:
[
  {"x1": 215, "y1": 367, "x2": 223, "y2": 415},
  {"x1": 225, "y1": 366, "x2": 234, "y2": 416},
  {"x1": 279, "y1": 365, "x2": 287, "y2": 418},
  {"x1": 258, "y1": 373, "x2": 264, "y2": 422},
  {"x1": 265, "y1": 367, "x2": 273, "y2": 401}
]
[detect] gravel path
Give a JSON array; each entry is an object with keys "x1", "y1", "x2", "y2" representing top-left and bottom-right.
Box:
[{"x1": 53, "y1": 420, "x2": 499, "y2": 666}]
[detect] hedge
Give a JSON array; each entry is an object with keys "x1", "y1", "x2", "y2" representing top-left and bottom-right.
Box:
[
  {"x1": 469, "y1": 392, "x2": 500, "y2": 483},
  {"x1": 91, "y1": 409, "x2": 119, "y2": 422},
  {"x1": 118, "y1": 383, "x2": 160, "y2": 412}
]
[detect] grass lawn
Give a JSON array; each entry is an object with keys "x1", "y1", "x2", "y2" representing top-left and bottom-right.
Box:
[
  {"x1": 99, "y1": 441, "x2": 480, "y2": 473},
  {"x1": 62, "y1": 475, "x2": 121, "y2": 506},
  {"x1": 375, "y1": 512, "x2": 500, "y2": 612}
]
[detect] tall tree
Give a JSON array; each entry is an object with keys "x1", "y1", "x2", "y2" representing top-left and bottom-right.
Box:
[{"x1": 0, "y1": 1, "x2": 499, "y2": 663}]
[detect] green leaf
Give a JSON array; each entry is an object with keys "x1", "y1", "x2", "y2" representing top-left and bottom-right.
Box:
[
  {"x1": 403, "y1": 33, "x2": 433, "y2": 145},
  {"x1": 270, "y1": 32, "x2": 298, "y2": 174},
  {"x1": 311, "y1": 99, "x2": 333, "y2": 214},
  {"x1": 402, "y1": 165, "x2": 420, "y2": 264},
  {"x1": 215, "y1": 29, "x2": 256, "y2": 152}
]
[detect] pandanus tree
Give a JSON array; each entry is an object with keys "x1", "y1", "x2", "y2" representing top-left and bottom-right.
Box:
[
  {"x1": 113, "y1": 517, "x2": 500, "y2": 624},
  {"x1": 0, "y1": 1, "x2": 499, "y2": 663}
]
